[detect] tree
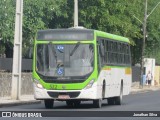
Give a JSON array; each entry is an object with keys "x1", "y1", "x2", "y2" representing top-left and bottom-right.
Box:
[
  {"x1": 74, "y1": 0, "x2": 160, "y2": 64},
  {"x1": 145, "y1": 0, "x2": 160, "y2": 64},
  {"x1": 0, "y1": 0, "x2": 67, "y2": 58},
  {"x1": 78, "y1": 0, "x2": 144, "y2": 64},
  {"x1": 0, "y1": 0, "x2": 160, "y2": 64},
  {"x1": 22, "y1": 0, "x2": 67, "y2": 58},
  {"x1": 0, "y1": 0, "x2": 15, "y2": 57}
]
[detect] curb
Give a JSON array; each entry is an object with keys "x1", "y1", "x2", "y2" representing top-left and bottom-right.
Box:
[
  {"x1": 0, "y1": 100, "x2": 41, "y2": 108},
  {"x1": 130, "y1": 87, "x2": 160, "y2": 94},
  {"x1": 130, "y1": 90, "x2": 151, "y2": 94},
  {"x1": 0, "y1": 87, "x2": 160, "y2": 108}
]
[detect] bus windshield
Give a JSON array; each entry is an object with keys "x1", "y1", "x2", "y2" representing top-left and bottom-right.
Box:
[{"x1": 36, "y1": 43, "x2": 94, "y2": 78}]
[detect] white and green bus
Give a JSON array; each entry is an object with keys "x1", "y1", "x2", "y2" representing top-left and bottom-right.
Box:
[{"x1": 32, "y1": 28, "x2": 132, "y2": 108}]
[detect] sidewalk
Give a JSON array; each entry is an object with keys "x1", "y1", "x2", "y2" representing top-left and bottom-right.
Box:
[
  {"x1": 131, "y1": 85, "x2": 160, "y2": 94},
  {"x1": 0, "y1": 85, "x2": 160, "y2": 108},
  {"x1": 0, "y1": 95, "x2": 41, "y2": 108}
]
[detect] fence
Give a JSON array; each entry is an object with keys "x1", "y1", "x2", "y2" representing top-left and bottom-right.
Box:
[
  {"x1": 132, "y1": 66, "x2": 141, "y2": 82},
  {"x1": 0, "y1": 58, "x2": 32, "y2": 72}
]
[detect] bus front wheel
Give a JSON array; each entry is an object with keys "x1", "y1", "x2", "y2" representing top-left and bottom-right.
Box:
[
  {"x1": 44, "y1": 99, "x2": 54, "y2": 109},
  {"x1": 93, "y1": 99, "x2": 102, "y2": 108}
]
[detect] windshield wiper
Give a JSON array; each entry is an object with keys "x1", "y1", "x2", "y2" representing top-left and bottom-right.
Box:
[
  {"x1": 48, "y1": 42, "x2": 57, "y2": 63},
  {"x1": 70, "y1": 42, "x2": 81, "y2": 56}
]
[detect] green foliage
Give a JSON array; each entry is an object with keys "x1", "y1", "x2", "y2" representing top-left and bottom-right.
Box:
[
  {"x1": 0, "y1": 44, "x2": 5, "y2": 55},
  {"x1": 78, "y1": 0, "x2": 144, "y2": 64},
  {"x1": 145, "y1": 0, "x2": 160, "y2": 64},
  {"x1": 0, "y1": 0, "x2": 15, "y2": 44},
  {"x1": 0, "y1": 0, "x2": 160, "y2": 64},
  {"x1": 22, "y1": 0, "x2": 66, "y2": 58},
  {"x1": 77, "y1": 0, "x2": 160, "y2": 64}
]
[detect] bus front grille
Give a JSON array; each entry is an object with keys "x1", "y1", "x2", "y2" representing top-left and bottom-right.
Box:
[{"x1": 47, "y1": 92, "x2": 80, "y2": 98}]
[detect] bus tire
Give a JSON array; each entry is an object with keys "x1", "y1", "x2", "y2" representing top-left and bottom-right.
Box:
[
  {"x1": 115, "y1": 84, "x2": 123, "y2": 105},
  {"x1": 93, "y1": 99, "x2": 102, "y2": 108},
  {"x1": 102, "y1": 81, "x2": 106, "y2": 99},
  {"x1": 44, "y1": 99, "x2": 54, "y2": 109}
]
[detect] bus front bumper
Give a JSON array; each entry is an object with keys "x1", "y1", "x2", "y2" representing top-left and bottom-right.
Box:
[{"x1": 33, "y1": 83, "x2": 100, "y2": 100}]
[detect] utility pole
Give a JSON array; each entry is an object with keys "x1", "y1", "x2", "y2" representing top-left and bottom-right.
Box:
[
  {"x1": 11, "y1": 0, "x2": 23, "y2": 100},
  {"x1": 74, "y1": 0, "x2": 78, "y2": 27},
  {"x1": 140, "y1": 0, "x2": 148, "y2": 88},
  {"x1": 139, "y1": 0, "x2": 160, "y2": 88}
]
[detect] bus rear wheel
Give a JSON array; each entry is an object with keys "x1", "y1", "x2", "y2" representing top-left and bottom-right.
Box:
[
  {"x1": 108, "y1": 84, "x2": 123, "y2": 105},
  {"x1": 115, "y1": 84, "x2": 123, "y2": 105},
  {"x1": 44, "y1": 99, "x2": 54, "y2": 109}
]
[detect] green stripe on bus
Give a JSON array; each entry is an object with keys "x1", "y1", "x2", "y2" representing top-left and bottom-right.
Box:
[{"x1": 95, "y1": 30, "x2": 130, "y2": 43}]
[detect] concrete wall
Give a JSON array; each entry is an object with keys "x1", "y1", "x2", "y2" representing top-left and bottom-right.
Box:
[
  {"x1": 0, "y1": 58, "x2": 32, "y2": 72},
  {"x1": 0, "y1": 66, "x2": 152, "y2": 97},
  {"x1": 154, "y1": 66, "x2": 160, "y2": 86},
  {"x1": 0, "y1": 72, "x2": 33, "y2": 97},
  {"x1": 132, "y1": 66, "x2": 141, "y2": 82}
]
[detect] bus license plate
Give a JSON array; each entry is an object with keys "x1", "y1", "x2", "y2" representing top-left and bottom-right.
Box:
[{"x1": 58, "y1": 95, "x2": 70, "y2": 99}]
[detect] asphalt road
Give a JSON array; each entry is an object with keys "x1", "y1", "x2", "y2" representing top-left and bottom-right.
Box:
[
  {"x1": 1, "y1": 90, "x2": 160, "y2": 111},
  {"x1": 0, "y1": 90, "x2": 160, "y2": 120}
]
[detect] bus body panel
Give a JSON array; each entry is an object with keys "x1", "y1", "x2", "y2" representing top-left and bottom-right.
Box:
[
  {"x1": 33, "y1": 81, "x2": 102, "y2": 100},
  {"x1": 33, "y1": 67, "x2": 131, "y2": 100},
  {"x1": 32, "y1": 28, "x2": 132, "y2": 102},
  {"x1": 93, "y1": 67, "x2": 131, "y2": 99}
]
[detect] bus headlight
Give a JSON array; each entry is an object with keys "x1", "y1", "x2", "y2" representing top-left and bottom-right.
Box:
[
  {"x1": 34, "y1": 79, "x2": 44, "y2": 89},
  {"x1": 85, "y1": 79, "x2": 95, "y2": 89}
]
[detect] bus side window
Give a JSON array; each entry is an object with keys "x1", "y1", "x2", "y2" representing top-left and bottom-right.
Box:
[
  {"x1": 124, "y1": 44, "x2": 126, "y2": 54},
  {"x1": 108, "y1": 40, "x2": 111, "y2": 52},
  {"x1": 104, "y1": 40, "x2": 107, "y2": 64},
  {"x1": 110, "y1": 41, "x2": 113, "y2": 51},
  {"x1": 114, "y1": 42, "x2": 117, "y2": 52},
  {"x1": 106, "y1": 40, "x2": 109, "y2": 51},
  {"x1": 101, "y1": 40, "x2": 105, "y2": 64},
  {"x1": 120, "y1": 43, "x2": 123, "y2": 53},
  {"x1": 126, "y1": 45, "x2": 129, "y2": 54},
  {"x1": 97, "y1": 40, "x2": 104, "y2": 71}
]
